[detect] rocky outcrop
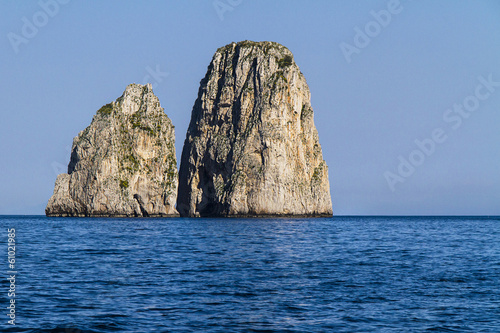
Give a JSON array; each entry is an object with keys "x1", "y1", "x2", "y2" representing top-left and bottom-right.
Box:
[
  {"x1": 177, "y1": 41, "x2": 332, "y2": 217},
  {"x1": 46, "y1": 83, "x2": 178, "y2": 217}
]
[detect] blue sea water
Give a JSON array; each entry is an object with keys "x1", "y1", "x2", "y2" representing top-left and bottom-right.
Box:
[{"x1": 0, "y1": 216, "x2": 499, "y2": 332}]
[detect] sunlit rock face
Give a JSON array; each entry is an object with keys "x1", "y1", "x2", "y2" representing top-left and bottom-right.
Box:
[
  {"x1": 46, "y1": 83, "x2": 178, "y2": 217},
  {"x1": 177, "y1": 41, "x2": 333, "y2": 217}
]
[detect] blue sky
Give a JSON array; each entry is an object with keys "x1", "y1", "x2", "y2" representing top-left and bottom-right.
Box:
[{"x1": 1, "y1": 0, "x2": 499, "y2": 215}]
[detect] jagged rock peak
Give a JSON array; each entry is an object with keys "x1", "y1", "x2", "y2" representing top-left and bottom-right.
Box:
[
  {"x1": 117, "y1": 83, "x2": 157, "y2": 115},
  {"x1": 177, "y1": 40, "x2": 333, "y2": 217},
  {"x1": 46, "y1": 83, "x2": 178, "y2": 217}
]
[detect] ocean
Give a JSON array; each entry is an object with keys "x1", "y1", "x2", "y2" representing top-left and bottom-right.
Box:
[{"x1": 1, "y1": 216, "x2": 499, "y2": 332}]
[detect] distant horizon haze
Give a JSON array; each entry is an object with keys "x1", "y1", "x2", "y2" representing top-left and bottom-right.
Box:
[{"x1": 1, "y1": 0, "x2": 499, "y2": 215}]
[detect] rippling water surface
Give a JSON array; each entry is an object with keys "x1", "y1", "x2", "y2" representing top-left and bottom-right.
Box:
[{"x1": 1, "y1": 216, "x2": 499, "y2": 332}]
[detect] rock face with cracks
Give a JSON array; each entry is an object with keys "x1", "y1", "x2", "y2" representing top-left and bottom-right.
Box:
[
  {"x1": 177, "y1": 41, "x2": 333, "y2": 217},
  {"x1": 46, "y1": 83, "x2": 178, "y2": 217}
]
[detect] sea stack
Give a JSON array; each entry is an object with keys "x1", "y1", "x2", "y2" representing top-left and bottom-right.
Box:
[
  {"x1": 46, "y1": 83, "x2": 178, "y2": 217},
  {"x1": 177, "y1": 41, "x2": 333, "y2": 217}
]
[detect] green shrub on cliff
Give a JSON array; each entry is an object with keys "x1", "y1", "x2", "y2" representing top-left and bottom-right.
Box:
[{"x1": 97, "y1": 103, "x2": 113, "y2": 115}]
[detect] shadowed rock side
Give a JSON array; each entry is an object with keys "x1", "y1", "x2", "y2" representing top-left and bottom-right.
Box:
[
  {"x1": 177, "y1": 41, "x2": 333, "y2": 217},
  {"x1": 46, "y1": 83, "x2": 178, "y2": 217}
]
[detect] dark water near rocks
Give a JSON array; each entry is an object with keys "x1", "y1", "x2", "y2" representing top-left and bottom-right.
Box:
[{"x1": 1, "y1": 216, "x2": 499, "y2": 332}]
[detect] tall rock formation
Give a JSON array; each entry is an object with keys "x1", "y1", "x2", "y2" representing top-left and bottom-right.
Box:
[
  {"x1": 46, "y1": 83, "x2": 178, "y2": 217},
  {"x1": 177, "y1": 41, "x2": 332, "y2": 217}
]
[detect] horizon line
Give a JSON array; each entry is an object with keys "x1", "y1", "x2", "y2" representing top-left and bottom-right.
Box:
[{"x1": 0, "y1": 215, "x2": 498, "y2": 218}]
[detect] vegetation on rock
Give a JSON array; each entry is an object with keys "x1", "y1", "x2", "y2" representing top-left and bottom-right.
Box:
[
  {"x1": 46, "y1": 83, "x2": 179, "y2": 217},
  {"x1": 177, "y1": 41, "x2": 332, "y2": 217}
]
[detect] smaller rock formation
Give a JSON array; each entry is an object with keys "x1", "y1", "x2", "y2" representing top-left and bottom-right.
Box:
[
  {"x1": 177, "y1": 41, "x2": 333, "y2": 217},
  {"x1": 46, "y1": 83, "x2": 178, "y2": 217}
]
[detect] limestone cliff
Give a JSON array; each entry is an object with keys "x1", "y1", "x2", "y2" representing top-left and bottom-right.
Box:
[
  {"x1": 46, "y1": 83, "x2": 178, "y2": 217},
  {"x1": 177, "y1": 41, "x2": 333, "y2": 217}
]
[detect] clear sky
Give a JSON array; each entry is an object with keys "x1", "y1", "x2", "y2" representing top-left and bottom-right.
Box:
[{"x1": 1, "y1": 0, "x2": 499, "y2": 215}]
